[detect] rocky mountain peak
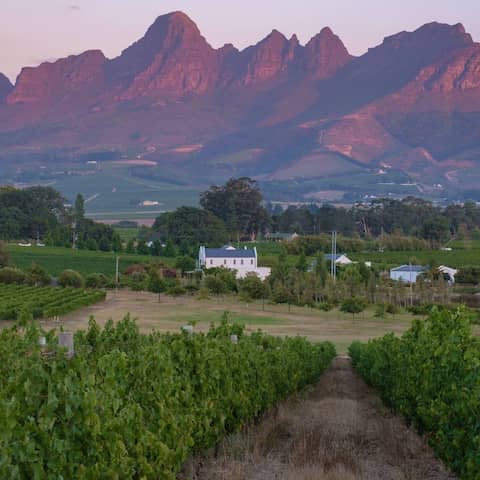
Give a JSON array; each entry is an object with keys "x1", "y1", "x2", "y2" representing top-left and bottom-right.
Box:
[
  {"x1": 0, "y1": 73, "x2": 13, "y2": 103},
  {"x1": 304, "y1": 26, "x2": 352, "y2": 77}
]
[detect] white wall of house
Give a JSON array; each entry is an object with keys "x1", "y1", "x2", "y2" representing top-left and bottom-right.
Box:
[
  {"x1": 390, "y1": 270, "x2": 423, "y2": 283},
  {"x1": 203, "y1": 256, "x2": 257, "y2": 269},
  {"x1": 199, "y1": 246, "x2": 270, "y2": 280}
]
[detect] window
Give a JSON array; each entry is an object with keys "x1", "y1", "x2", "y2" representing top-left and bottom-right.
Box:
[
  {"x1": 233, "y1": 260, "x2": 236, "y2": 265},
  {"x1": 210, "y1": 260, "x2": 213, "y2": 265},
  {"x1": 241, "y1": 259, "x2": 244, "y2": 265},
  {"x1": 251, "y1": 259, "x2": 254, "y2": 265},
  {"x1": 224, "y1": 259, "x2": 227, "y2": 265}
]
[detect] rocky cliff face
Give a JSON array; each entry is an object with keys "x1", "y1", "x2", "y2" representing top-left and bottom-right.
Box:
[
  {"x1": 235, "y1": 30, "x2": 300, "y2": 85},
  {"x1": 7, "y1": 50, "x2": 106, "y2": 107},
  {"x1": 0, "y1": 74, "x2": 13, "y2": 103}
]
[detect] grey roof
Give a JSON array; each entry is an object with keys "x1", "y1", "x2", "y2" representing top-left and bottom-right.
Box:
[
  {"x1": 324, "y1": 254, "x2": 345, "y2": 261},
  {"x1": 205, "y1": 248, "x2": 256, "y2": 258},
  {"x1": 391, "y1": 265, "x2": 426, "y2": 273}
]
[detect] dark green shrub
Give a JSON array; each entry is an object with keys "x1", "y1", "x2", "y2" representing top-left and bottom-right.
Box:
[{"x1": 58, "y1": 270, "x2": 84, "y2": 288}]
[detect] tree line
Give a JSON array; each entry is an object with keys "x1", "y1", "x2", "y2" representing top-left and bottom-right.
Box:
[
  {"x1": 0, "y1": 187, "x2": 121, "y2": 252},
  {"x1": 152, "y1": 179, "x2": 480, "y2": 247}
]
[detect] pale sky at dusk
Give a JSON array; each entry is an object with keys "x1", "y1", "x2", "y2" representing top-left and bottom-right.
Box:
[{"x1": 1, "y1": 0, "x2": 479, "y2": 82}]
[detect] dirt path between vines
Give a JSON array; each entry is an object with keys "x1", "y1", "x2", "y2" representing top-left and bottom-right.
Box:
[{"x1": 182, "y1": 357, "x2": 455, "y2": 480}]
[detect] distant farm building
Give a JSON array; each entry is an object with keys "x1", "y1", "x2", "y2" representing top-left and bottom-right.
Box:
[
  {"x1": 324, "y1": 254, "x2": 353, "y2": 265},
  {"x1": 198, "y1": 245, "x2": 271, "y2": 280},
  {"x1": 390, "y1": 265, "x2": 426, "y2": 283},
  {"x1": 308, "y1": 254, "x2": 353, "y2": 272},
  {"x1": 439, "y1": 265, "x2": 458, "y2": 284}
]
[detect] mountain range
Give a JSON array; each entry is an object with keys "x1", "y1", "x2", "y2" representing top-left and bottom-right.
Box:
[{"x1": 1, "y1": 11, "x2": 480, "y2": 197}]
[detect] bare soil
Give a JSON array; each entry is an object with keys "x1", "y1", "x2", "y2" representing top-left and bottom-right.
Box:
[{"x1": 182, "y1": 357, "x2": 455, "y2": 480}]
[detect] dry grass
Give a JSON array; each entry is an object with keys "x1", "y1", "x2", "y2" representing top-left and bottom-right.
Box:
[
  {"x1": 183, "y1": 357, "x2": 455, "y2": 480},
  {"x1": 53, "y1": 290, "x2": 416, "y2": 353}
]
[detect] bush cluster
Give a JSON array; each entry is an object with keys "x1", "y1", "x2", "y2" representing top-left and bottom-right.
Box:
[
  {"x1": 0, "y1": 317, "x2": 335, "y2": 478},
  {"x1": 350, "y1": 309, "x2": 480, "y2": 478}
]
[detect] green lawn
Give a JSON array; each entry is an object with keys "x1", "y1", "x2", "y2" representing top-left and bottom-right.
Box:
[
  {"x1": 252, "y1": 239, "x2": 480, "y2": 269},
  {"x1": 160, "y1": 310, "x2": 288, "y2": 326},
  {"x1": 7, "y1": 245, "x2": 168, "y2": 277},
  {"x1": 113, "y1": 227, "x2": 141, "y2": 241}
]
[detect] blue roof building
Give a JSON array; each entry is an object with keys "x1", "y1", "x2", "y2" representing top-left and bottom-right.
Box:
[
  {"x1": 198, "y1": 245, "x2": 271, "y2": 280},
  {"x1": 390, "y1": 265, "x2": 426, "y2": 283}
]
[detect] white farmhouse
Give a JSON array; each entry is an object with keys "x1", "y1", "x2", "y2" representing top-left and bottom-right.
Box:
[
  {"x1": 198, "y1": 245, "x2": 271, "y2": 280},
  {"x1": 390, "y1": 265, "x2": 426, "y2": 283}
]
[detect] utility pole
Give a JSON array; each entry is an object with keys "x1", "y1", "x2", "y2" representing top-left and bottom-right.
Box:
[
  {"x1": 331, "y1": 231, "x2": 337, "y2": 282},
  {"x1": 72, "y1": 222, "x2": 77, "y2": 249},
  {"x1": 115, "y1": 256, "x2": 120, "y2": 290},
  {"x1": 409, "y1": 261, "x2": 413, "y2": 306}
]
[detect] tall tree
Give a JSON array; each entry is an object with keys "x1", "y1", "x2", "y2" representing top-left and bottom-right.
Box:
[
  {"x1": 0, "y1": 241, "x2": 9, "y2": 267},
  {"x1": 200, "y1": 177, "x2": 270, "y2": 240},
  {"x1": 74, "y1": 193, "x2": 85, "y2": 224},
  {"x1": 153, "y1": 207, "x2": 228, "y2": 246}
]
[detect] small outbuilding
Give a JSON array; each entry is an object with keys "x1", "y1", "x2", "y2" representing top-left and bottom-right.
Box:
[
  {"x1": 390, "y1": 265, "x2": 426, "y2": 283},
  {"x1": 438, "y1": 265, "x2": 458, "y2": 284},
  {"x1": 324, "y1": 254, "x2": 353, "y2": 265}
]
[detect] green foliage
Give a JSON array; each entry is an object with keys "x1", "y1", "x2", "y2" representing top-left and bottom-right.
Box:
[
  {"x1": 0, "y1": 318, "x2": 335, "y2": 478},
  {"x1": 174, "y1": 256, "x2": 196, "y2": 275},
  {"x1": 0, "y1": 241, "x2": 9, "y2": 267},
  {"x1": 456, "y1": 266, "x2": 480, "y2": 284},
  {"x1": 204, "y1": 275, "x2": 228, "y2": 295},
  {"x1": 238, "y1": 273, "x2": 268, "y2": 301},
  {"x1": 126, "y1": 239, "x2": 135, "y2": 254},
  {"x1": 153, "y1": 206, "x2": 228, "y2": 246},
  {"x1": 0, "y1": 185, "x2": 67, "y2": 240},
  {"x1": 85, "y1": 273, "x2": 110, "y2": 289},
  {"x1": 166, "y1": 283, "x2": 187, "y2": 297},
  {"x1": 0, "y1": 283, "x2": 106, "y2": 320},
  {"x1": 340, "y1": 297, "x2": 367, "y2": 318},
  {"x1": 147, "y1": 270, "x2": 167, "y2": 295},
  {"x1": 317, "y1": 302, "x2": 335, "y2": 312},
  {"x1": 58, "y1": 269, "x2": 84, "y2": 288},
  {"x1": 7, "y1": 245, "x2": 159, "y2": 278},
  {"x1": 74, "y1": 193, "x2": 85, "y2": 223},
  {"x1": 349, "y1": 309, "x2": 480, "y2": 479},
  {"x1": 200, "y1": 177, "x2": 270, "y2": 238},
  {"x1": 197, "y1": 287, "x2": 210, "y2": 300},
  {"x1": 0, "y1": 267, "x2": 27, "y2": 285},
  {"x1": 27, "y1": 262, "x2": 51, "y2": 286},
  {"x1": 204, "y1": 268, "x2": 237, "y2": 293}
]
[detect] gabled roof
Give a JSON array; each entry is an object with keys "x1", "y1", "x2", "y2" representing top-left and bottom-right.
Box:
[
  {"x1": 204, "y1": 247, "x2": 256, "y2": 258},
  {"x1": 324, "y1": 254, "x2": 347, "y2": 261},
  {"x1": 391, "y1": 265, "x2": 426, "y2": 273}
]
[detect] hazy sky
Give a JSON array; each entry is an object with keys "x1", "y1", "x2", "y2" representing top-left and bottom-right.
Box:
[{"x1": 2, "y1": 0, "x2": 479, "y2": 82}]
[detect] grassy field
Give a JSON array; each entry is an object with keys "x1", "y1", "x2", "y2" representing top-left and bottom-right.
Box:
[
  {"x1": 113, "y1": 227, "x2": 141, "y2": 241},
  {"x1": 252, "y1": 239, "x2": 480, "y2": 269},
  {"x1": 56, "y1": 291, "x2": 418, "y2": 354},
  {"x1": 350, "y1": 246, "x2": 480, "y2": 269},
  {"x1": 6, "y1": 245, "x2": 164, "y2": 277}
]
